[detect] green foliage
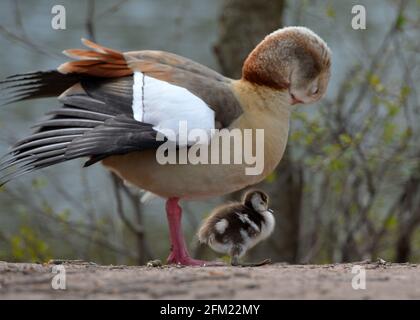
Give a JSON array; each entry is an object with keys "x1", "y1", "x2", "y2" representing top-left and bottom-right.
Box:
[
  {"x1": 384, "y1": 215, "x2": 397, "y2": 230},
  {"x1": 10, "y1": 225, "x2": 52, "y2": 262},
  {"x1": 325, "y1": 4, "x2": 336, "y2": 18},
  {"x1": 339, "y1": 133, "x2": 352, "y2": 146},
  {"x1": 383, "y1": 122, "x2": 397, "y2": 144},
  {"x1": 399, "y1": 86, "x2": 411, "y2": 101},
  {"x1": 395, "y1": 14, "x2": 406, "y2": 30},
  {"x1": 368, "y1": 73, "x2": 385, "y2": 93},
  {"x1": 265, "y1": 171, "x2": 277, "y2": 183},
  {"x1": 31, "y1": 178, "x2": 48, "y2": 190}
]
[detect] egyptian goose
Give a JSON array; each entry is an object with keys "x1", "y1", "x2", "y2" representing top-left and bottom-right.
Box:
[
  {"x1": 0, "y1": 26, "x2": 331, "y2": 266},
  {"x1": 198, "y1": 189, "x2": 274, "y2": 266}
]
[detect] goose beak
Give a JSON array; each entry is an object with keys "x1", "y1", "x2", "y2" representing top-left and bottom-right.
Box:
[{"x1": 290, "y1": 93, "x2": 303, "y2": 105}]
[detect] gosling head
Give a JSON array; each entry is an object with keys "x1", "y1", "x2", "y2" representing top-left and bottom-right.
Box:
[{"x1": 242, "y1": 189, "x2": 270, "y2": 214}]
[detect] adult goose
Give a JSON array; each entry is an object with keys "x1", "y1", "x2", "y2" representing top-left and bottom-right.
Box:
[{"x1": 0, "y1": 26, "x2": 331, "y2": 266}]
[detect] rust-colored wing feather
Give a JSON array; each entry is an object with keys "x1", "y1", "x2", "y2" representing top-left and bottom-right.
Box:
[{"x1": 58, "y1": 38, "x2": 132, "y2": 78}]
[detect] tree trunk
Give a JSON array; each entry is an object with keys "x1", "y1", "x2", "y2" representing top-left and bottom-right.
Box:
[
  {"x1": 214, "y1": 0, "x2": 285, "y2": 78},
  {"x1": 395, "y1": 174, "x2": 420, "y2": 262}
]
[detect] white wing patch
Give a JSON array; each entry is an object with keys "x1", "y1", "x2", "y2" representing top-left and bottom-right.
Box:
[{"x1": 132, "y1": 71, "x2": 215, "y2": 145}]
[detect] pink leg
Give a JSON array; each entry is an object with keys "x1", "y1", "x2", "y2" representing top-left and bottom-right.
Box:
[{"x1": 166, "y1": 197, "x2": 223, "y2": 266}]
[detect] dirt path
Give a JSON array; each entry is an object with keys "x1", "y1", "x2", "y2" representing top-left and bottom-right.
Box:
[{"x1": 0, "y1": 260, "x2": 419, "y2": 299}]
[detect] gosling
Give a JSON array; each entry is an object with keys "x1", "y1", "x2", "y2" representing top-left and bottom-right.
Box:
[{"x1": 198, "y1": 190, "x2": 275, "y2": 266}]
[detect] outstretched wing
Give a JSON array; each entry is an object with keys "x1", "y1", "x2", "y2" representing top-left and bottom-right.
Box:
[
  {"x1": 1, "y1": 39, "x2": 243, "y2": 128},
  {"x1": 0, "y1": 39, "x2": 244, "y2": 185},
  {"x1": 59, "y1": 40, "x2": 243, "y2": 128}
]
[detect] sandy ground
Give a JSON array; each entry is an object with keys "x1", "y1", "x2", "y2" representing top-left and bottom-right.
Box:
[{"x1": 0, "y1": 260, "x2": 419, "y2": 299}]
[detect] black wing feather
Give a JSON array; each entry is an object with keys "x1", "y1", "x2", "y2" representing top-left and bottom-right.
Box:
[
  {"x1": 0, "y1": 71, "x2": 82, "y2": 106},
  {"x1": 0, "y1": 75, "x2": 164, "y2": 186},
  {"x1": 80, "y1": 76, "x2": 133, "y2": 114},
  {"x1": 66, "y1": 115, "x2": 161, "y2": 166}
]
